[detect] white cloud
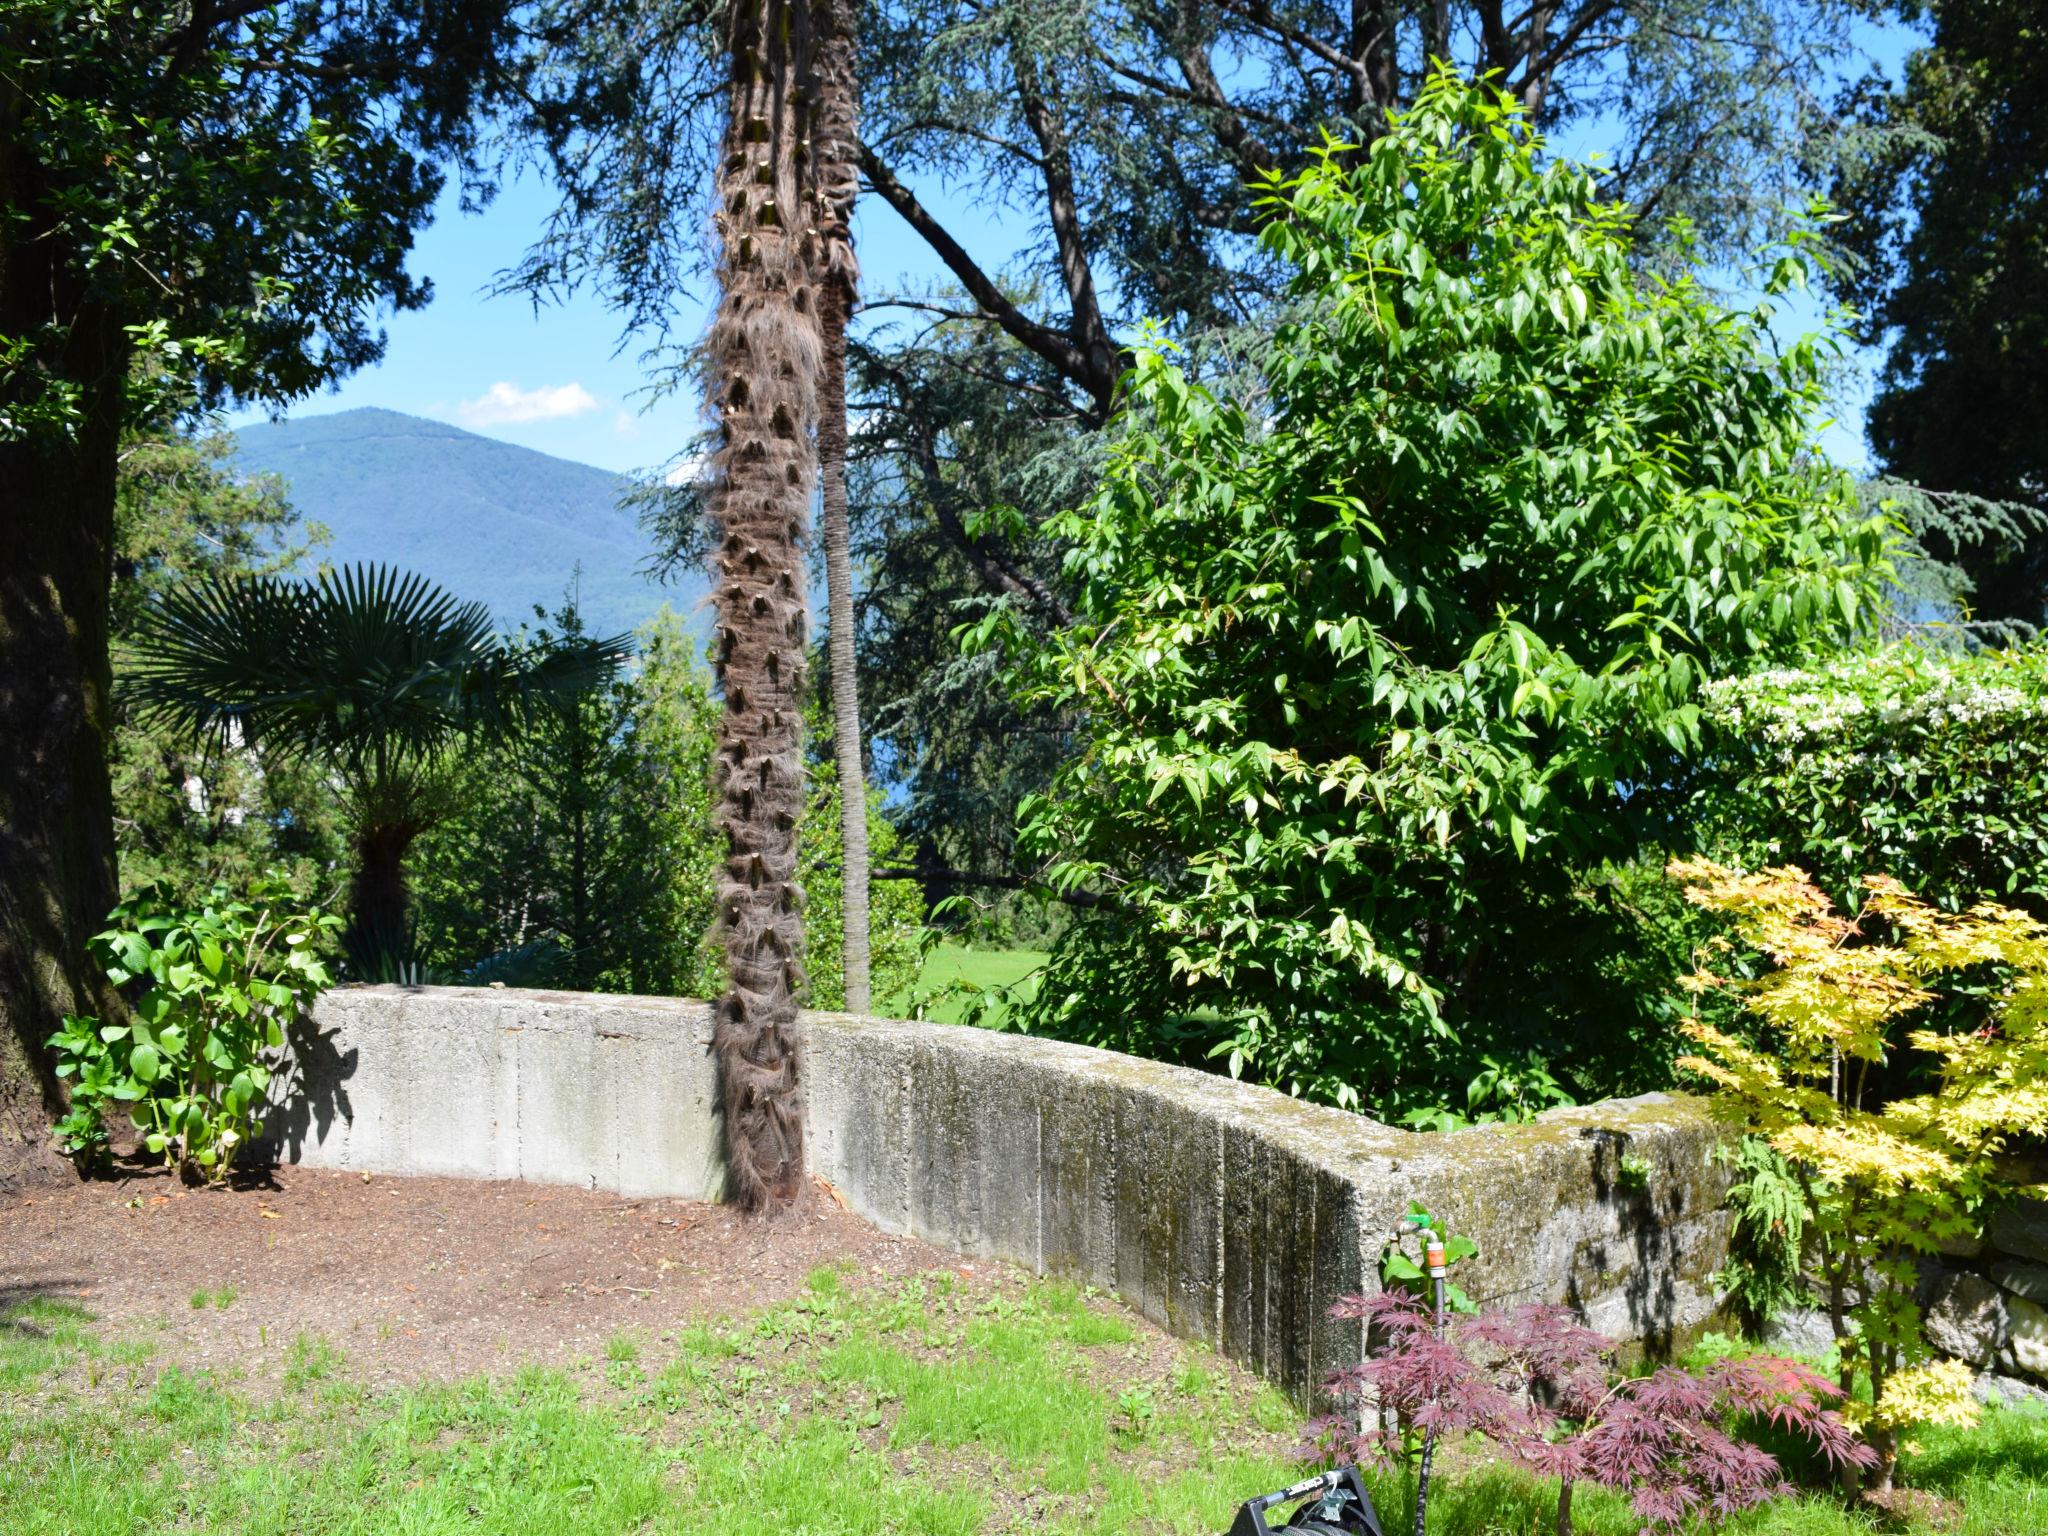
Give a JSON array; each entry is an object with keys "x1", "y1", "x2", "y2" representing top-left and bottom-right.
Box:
[
  {"x1": 664, "y1": 452, "x2": 709, "y2": 488},
  {"x1": 457, "y1": 381, "x2": 601, "y2": 427}
]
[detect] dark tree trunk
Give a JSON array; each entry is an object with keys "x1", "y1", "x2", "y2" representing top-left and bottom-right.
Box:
[
  {"x1": 813, "y1": 0, "x2": 869, "y2": 1014},
  {"x1": 707, "y1": 0, "x2": 823, "y2": 1210},
  {"x1": 346, "y1": 821, "x2": 420, "y2": 979},
  {"x1": 0, "y1": 318, "x2": 128, "y2": 1189}
]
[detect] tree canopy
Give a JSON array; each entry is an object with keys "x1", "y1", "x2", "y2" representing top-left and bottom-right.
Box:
[
  {"x1": 1831, "y1": 0, "x2": 2048, "y2": 627},
  {"x1": 975, "y1": 76, "x2": 1889, "y2": 1115}
]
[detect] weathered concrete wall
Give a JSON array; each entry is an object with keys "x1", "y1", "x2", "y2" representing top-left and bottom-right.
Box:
[{"x1": 277, "y1": 985, "x2": 1732, "y2": 1402}]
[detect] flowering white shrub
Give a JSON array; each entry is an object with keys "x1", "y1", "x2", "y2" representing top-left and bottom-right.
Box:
[{"x1": 1696, "y1": 644, "x2": 2048, "y2": 909}]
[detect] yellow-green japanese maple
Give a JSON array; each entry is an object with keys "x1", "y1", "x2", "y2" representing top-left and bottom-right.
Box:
[{"x1": 1674, "y1": 858, "x2": 2048, "y2": 1491}]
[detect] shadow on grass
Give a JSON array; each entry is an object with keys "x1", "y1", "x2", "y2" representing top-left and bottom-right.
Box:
[{"x1": 0, "y1": 1285, "x2": 92, "y2": 1333}]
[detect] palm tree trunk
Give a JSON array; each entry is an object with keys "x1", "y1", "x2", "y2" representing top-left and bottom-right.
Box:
[
  {"x1": 813, "y1": 0, "x2": 868, "y2": 1014},
  {"x1": 347, "y1": 822, "x2": 417, "y2": 980},
  {"x1": 707, "y1": 0, "x2": 822, "y2": 1211}
]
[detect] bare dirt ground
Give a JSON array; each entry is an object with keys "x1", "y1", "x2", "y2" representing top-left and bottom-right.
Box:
[{"x1": 0, "y1": 1162, "x2": 965, "y2": 1389}]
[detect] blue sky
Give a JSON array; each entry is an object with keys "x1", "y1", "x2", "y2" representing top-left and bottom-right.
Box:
[{"x1": 232, "y1": 17, "x2": 1920, "y2": 478}]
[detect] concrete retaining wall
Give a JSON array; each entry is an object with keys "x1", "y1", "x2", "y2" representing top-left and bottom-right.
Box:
[{"x1": 275, "y1": 985, "x2": 1732, "y2": 1402}]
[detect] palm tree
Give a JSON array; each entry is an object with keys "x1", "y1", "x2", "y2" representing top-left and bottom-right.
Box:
[
  {"x1": 812, "y1": 0, "x2": 870, "y2": 1013},
  {"x1": 130, "y1": 564, "x2": 629, "y2": 978},
  {"x1": 705, "y1": 0, "x2": 825, "y2": 1210}
]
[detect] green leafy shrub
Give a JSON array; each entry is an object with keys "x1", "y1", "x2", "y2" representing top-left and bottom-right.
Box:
[
  {"x1": 48, "y1": 876, "x2": 340, "y2": 1181},
  {"x1": 971, "y1": 71, "x2": 1887, "y2": 1117},
  {"x1": 1696, "y1": 641, "x2": 2048, "y2": 913}
]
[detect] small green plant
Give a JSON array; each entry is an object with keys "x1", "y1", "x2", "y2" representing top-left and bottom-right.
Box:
[
  {"x1": 1400, "y1": 1054, "x2": 1577, "y2": 1131},
  {"x1": 47, "y1": 874, "x2": 341, "y2": 1183},
  {"x1": 282, "y1": 1333, "x2": 342, "y2": 1390},
  {"x1": 1715, "y1": 1136, "x2": 1809, "y2": 1337},
  {"x1": 1616, "y1": 1154, "x2": 1653, "y2": 1193},
  {"x1": 1380, "y1": 1203, "x2": 1479, "y2": 1314}
]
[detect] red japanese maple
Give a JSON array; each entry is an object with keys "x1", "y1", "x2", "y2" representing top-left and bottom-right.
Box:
[{"x1": 1313, "y1": 1293, "x2": 1873, "y2": 1536}]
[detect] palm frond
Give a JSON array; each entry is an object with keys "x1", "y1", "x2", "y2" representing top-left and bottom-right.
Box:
[{"x1": 130, "y1": 563, "x2": 633, "y2": 769}]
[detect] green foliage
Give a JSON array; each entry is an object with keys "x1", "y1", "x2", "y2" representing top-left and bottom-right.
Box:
[
  {"x1": 799, "y1": 774, "x2": 928, "y2": 1013},
  {"x1": 1, "y1": 0, "x2": 513, "y2": 444},
  {"x1": 838, "y1": 310, "x2": 1095, "y2": 890},
  {"x1": 411, "y1": 606, "x2": 926, "y2": 1006},
  {"x1": 1831, "y1": 1, "x2": 2048, "y2": 627},
  {"x1": 1380, "y1": 1203, "x2": 1480, "y2": 1315},
  {"x1": 131, "y1": 563, "x2": 631, "y2": 977},
  {"x1": 1716, "y1": 1137, "x2": 1811, "y2": 1339},
  {"x1": 978, "y1": 73, "x2": 1888, "y2": 1118},
  {"x1": 410, "y1": 603, "x2": 724, "y2": 995},
  {"x1": 1695, "y1": 642, "x2": 2048, "y2": 913},
  {"x1": 47, "y1": 876, "x2": 340, "y2": 1181}
]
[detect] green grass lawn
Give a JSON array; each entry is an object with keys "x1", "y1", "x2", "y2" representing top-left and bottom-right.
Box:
[
  {"x1": 883, "y1": 944, "x2": 1049, "y2": 1025},
  {"x1": 4, "y1": 1274, "x2": 2043, "y2": 1535}
]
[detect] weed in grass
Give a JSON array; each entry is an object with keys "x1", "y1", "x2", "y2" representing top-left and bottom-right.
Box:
[
  {"x1": 806, "y1": 1265, "x2": 845, "y2": 1297},
  {"x1": 605, "y1": 1333, "x2": 639, "y2": 1364},
  {"x1": 281, "y1": 1333, "x2": 342, "y2": 1391}
]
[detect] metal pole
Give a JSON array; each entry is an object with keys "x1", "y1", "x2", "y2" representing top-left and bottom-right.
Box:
[{"x1": 1412, "y1": 1229, "x2": 1447, "y2": 1536}]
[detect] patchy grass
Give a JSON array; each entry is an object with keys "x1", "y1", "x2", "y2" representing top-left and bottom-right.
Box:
[
  {"x1": 0, "y1": 1271, "x2": 1295, "y2": 1535},
  {"x1": 3, "y1": 1283, "x2": 2041, "y2": 1535},
  {"x1": 890, "y1": 945, "x2": 1049, "y2": 1025}
]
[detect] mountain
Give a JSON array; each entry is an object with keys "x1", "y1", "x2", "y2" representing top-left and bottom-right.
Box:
[{"x1": 231, "y1": 407, "x2": 701, "y2": 641}]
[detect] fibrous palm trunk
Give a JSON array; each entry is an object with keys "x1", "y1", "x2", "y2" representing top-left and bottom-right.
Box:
[
  {"x1": 812, "y1": 0, "x2": 869, "y2": 1014},
  {"x1": 707, "y1": 0, "x2": 823, "y2": 1211}
]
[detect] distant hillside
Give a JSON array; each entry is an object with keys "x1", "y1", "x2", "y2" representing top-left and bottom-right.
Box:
[{"x1": 231, "y1": 408, "x2": 701, "y2": 640}]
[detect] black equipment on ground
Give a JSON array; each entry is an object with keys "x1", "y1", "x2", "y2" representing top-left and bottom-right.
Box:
[{"x1": 1226, "y1": 1467, "x2": 1386, "y2": 1536}]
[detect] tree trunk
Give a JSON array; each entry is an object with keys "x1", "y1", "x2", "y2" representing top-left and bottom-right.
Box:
[
  {"x1": 346, "y1": 822, "x2": 419, "y2": 981},
  {"x1": 813, "y1": 0, "x2": 869, "y2": 1015},
  {"x1": 0, "y1": 321, "x2": 128, "y2": 1190},
  {"x1": 707, "y1": 0, "x2": 823, "y2": 1211}
]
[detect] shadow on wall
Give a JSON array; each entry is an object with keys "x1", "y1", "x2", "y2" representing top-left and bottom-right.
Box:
[
  {"x1": 266, "y1": 1014, "x2": 357, "y2": 1165},
  {"x1": 1562, "y1": 1124, "x2": 1687, "y2": 1359}
]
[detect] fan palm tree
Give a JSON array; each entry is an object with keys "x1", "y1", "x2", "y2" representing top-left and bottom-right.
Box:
[{"x1": 129, "y1": 564, "x2": 630, "y2": 978}]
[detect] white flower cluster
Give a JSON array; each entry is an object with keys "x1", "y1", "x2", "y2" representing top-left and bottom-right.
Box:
[{"x1": 1704, "y1": 649, "x2": 2048, "y2": 756}]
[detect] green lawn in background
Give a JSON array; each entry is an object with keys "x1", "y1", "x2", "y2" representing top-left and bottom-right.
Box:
[
  {"x1": 5, "y1": 1277, "x2": 2044, "y2": 1534},
  {"x1": 883, "y1": 944, "x2": 1048, "y2": 1025}
]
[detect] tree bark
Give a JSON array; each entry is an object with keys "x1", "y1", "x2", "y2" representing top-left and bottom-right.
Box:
[
  {"x1": 0, "y1": 324, "x2": 128, "y2": 1190},
  {"x1": 345, "y1": 821, "x2": 420, "y2": 979},
  {"x1": 707, "y1": 0, "x2": 823, "y2": 1211},
  {"x1": 813, "y1": 0, "x2": 870, "y2": 1015}
]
